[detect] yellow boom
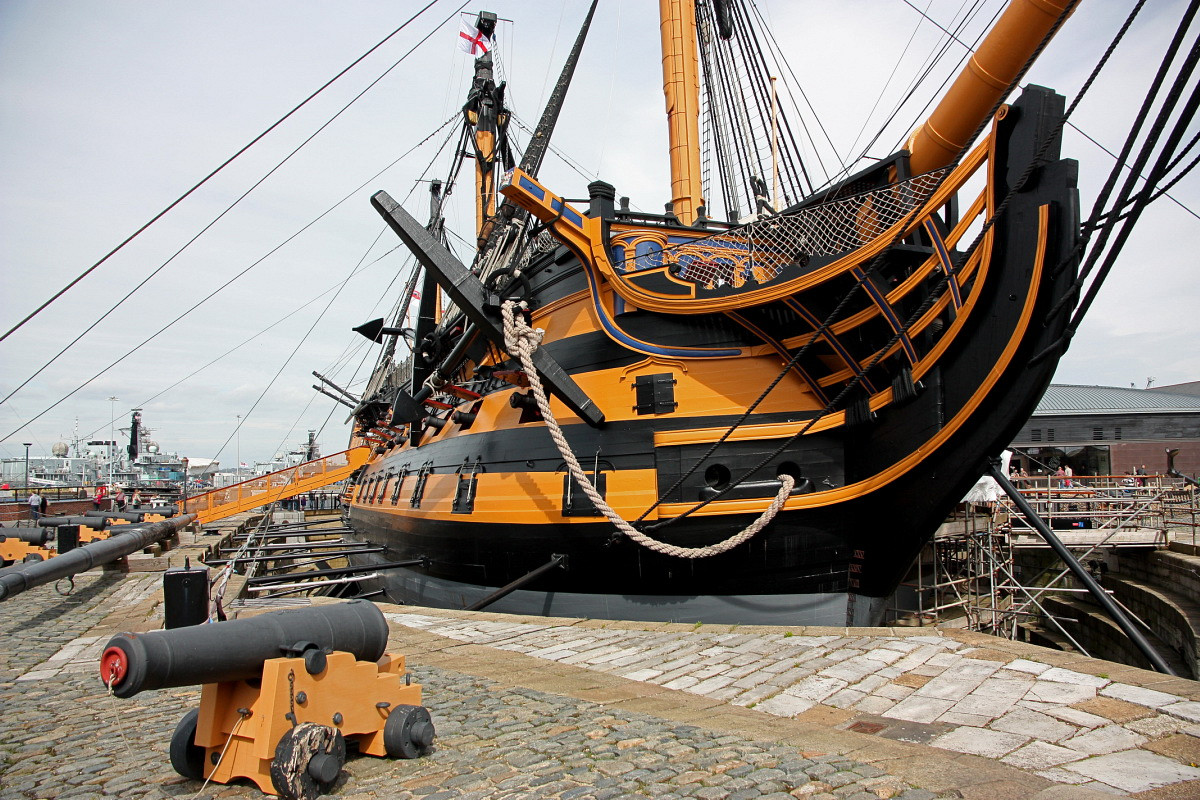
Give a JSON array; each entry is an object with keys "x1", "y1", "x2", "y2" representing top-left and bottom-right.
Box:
[{"x1": 907, "y1": 0, "x2": 1078, "y2": 174}]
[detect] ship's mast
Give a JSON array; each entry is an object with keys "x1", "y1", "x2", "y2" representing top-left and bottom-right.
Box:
[
  {"x1": 659, "y1": 0, "x2": 704, "y2": 225},
  {"x1": 465, "y1": 12, "x2": 505, "y2": 247},
  {"x1": 475, "y1": 0, "x2": 599, "y2": 268}
]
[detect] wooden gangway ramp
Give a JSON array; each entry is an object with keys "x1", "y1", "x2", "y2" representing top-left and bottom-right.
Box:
[{"x1": 182, "y1": 446, "x2": 369, "y2": 525}]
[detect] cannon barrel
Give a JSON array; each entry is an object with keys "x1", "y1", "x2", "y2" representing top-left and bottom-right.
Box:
[
  {"x1": 99, "y1": 599, "x2": 389, "y2": 698},
  {"x1": 83, "y1": 510, "x2": 163, "y2": 523},
  {"x1": 3, "y1": 527, "x2": 53, "y2": 546},
  {"x1": 0, "y1": 514, "x2": 195, "y2": 602},
  {"x1": 39, "y1": 515, "x2": 113, "y2": 529},
  {"x1": 131, "y1": 504, "x2": 178, "y2": 516}
]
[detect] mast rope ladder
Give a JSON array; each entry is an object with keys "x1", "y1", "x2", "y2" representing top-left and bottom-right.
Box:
[{"x1": 501, "y1": 301, "x2": 793, "y2": 558}]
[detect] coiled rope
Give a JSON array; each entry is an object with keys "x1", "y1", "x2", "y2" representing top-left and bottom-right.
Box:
[{"x1": 500, "y1": 300, "x2": 793, "y2": 559}]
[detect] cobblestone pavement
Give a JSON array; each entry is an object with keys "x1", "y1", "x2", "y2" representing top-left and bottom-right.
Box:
[
  {"x1": 387, "y1": 611, "x2": 1200, "y2": 797},
  {"x1": 0, "y1": 571, "x2": 1192, "y2": 799},
  {"x1": 0, "y1": 575, "x2": 944, "y2": 800}
]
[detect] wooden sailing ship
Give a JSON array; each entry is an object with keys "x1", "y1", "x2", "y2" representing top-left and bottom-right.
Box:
[{"x1": 341, "y1": 0, "x2": 1085, "y2": 624}]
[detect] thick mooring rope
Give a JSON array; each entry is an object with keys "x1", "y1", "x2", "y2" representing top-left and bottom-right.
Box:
[{"x1": 501, "y1": 300, "x2": 793, "y2": 559}]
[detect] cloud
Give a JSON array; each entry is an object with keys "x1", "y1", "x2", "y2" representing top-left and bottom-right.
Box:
[{"x1": 1, "y1": 0, "x2": 1196, "y2": 465}]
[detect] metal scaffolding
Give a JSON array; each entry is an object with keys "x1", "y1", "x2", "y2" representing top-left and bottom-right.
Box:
[
  {"x1": 888, "y1": 506, "x2": 1017, "y2": 635},
  {"x1": 888, "y1": 479, "x2": 1200, "y2": 659}
]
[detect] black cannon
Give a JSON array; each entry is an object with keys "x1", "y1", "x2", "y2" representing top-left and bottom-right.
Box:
[
  {"x1": 99, "y1": 599, "x2": 389, "y2": 698},
  {"x1": 84, "y1": 510, "x2": 147, "y2": 523},
  {"x1": 99, "y1": 600, "x2": 434, "y2": 798},
  {"x1": 0, "y1": 527, "x2": 55, "y2": 565},
  {"x1": 85, "y1": 508, "x2": 177, "y2": 522},
  {"x1": 0, "y1": 515, "x2": 195, "y2": 601},
  {"x1": 131, "y1": 504, "x2": 179, "y2": 516},
  {"x1": 3, "y1": 527, "x2": 53, "y2": 546},
  {"x1": 38, "y1": 515, "x2": 113, "y2": 529}
]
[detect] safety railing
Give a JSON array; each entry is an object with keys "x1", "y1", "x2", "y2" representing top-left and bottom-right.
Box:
[
  {"x1": 1000, "y1": 474, "x2": 1196, "y2": 546},
  {"x1": 182, "y1": 447, "x2": 370, "y2": 525}
]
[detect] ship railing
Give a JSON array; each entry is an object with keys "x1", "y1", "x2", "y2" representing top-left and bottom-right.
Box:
[
  {"x1": 998, "y1": 475, "x2": 1200, "y2": 548},
  {"x1": 0, "y1": 485, "x2": 93, "y2": 501},
  {"x1": 611, "y1": 168, "x2": 949, "y2": 288},
  {"x1": 181, "y1": 447, "x2": 371, "y2": 525}
]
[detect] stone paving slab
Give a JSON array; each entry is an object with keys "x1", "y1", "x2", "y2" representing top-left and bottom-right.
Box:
[
  {"x1": 0, "y1": 574, "x2": 963, "y2": 800},
  {"x1": 380, "y1": 606, "x2": 1200, "y2": 797},
  {"x1": 1, "y1": 570, "x2": 1194, "y2": 799}
]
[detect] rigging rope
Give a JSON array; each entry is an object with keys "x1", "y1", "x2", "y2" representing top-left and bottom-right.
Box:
[
  {"x1": 743, "y1": 1, "x2": 835, "y2": 188},
  {"x1": 1068, "y1": 122, "x2": 1200, "y2": 222},
  {"x1": 847, "y1": 0, "x2": 990, "y2": 167},
  {"x1": 500, "y1": 300, "x2": 793, "y2": 558},
  {"x1": 1040, "y1": 2, "x2": 1200, "y2": 361},
  {"x1": 202, "y1": 223, "x2": 383, "y2": 470},
  {"x1": 0, "y1": 7, "x2": 467, "y2": 413},
  {"x1": 0, "y1": 112, "x2": 459, "y2": 444},
  {"x1": 67, "y1": 243, "x2": 395, "y2": 448},
  {"x1": 0, "y1": 0, "x2": 451, "y2": 344}
]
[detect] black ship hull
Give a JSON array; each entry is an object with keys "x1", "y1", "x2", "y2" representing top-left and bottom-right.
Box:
[{"x1": 344, "y1": 85, "x2": 1079, "y2": 626}]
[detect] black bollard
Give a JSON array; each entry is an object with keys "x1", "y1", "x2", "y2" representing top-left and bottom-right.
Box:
[
  {"x1": 162, "y1": 558, "x2": 209, "y2": 630},
  {"x1": 57, "y1": 525, "x2": 80, "y2": 554}
]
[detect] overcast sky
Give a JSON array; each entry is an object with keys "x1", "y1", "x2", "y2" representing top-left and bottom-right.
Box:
[{"x1": 1, "y1": 0, "x2": 1197, "y2": 467}]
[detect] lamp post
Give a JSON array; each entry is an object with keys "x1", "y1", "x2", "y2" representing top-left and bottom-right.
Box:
[
  {"x1": 236, "y1": 414, "x2": 242, "y2": 481},
  {"x1": 108, "y1": 396, "x2": 118, "y2": 487},
  {"x1": 23, "y1": 443, "x2": 32, "y2": 500}
]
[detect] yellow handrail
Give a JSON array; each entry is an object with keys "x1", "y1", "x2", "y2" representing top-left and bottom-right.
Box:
[{"x1": 182, "y1": 446, "x2": 370, "y2": 526}]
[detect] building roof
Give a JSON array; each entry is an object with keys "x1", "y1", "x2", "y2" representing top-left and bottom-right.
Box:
[
  {"x1": 1152, "y1": 380, "x2": 1200, "y2": 397},
  {"x1": 1035, "y1": 384, "x2": 1200, "y2": 416}
]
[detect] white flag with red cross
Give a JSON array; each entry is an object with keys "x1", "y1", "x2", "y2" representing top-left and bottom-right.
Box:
[{"x1": 458, "y1": 21, "x2": 492, "y2": 55}]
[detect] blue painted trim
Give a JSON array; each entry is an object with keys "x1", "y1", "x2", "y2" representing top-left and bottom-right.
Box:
[
  {"x1": 518, "y1": 175, "x2": 545, "y2": 201},
  {"x1": 784, "y1": 299, "x2": 877, "y2": 395},
  {"x1": 852, "y1": 267, "x2": 917, "y2": 362},
  {"x1": 579, "y1": 260, "x2": 742, "y2": 358},
  {"x1": 551, "y1": 199, "x2": 584, "y2": 228},
  {"x1": 728, "y1": 311, "x2": 829, "y2": 405},
  {"x1": 923, "y1": 220, "x2": 963, "y2": 309}
]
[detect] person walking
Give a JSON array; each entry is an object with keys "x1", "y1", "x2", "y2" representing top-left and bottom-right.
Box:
[
  {"x1": 28, "y1": 490, "x2": 42, "y2": 521},
  {"x1": 93, "y1": 484, "x2": 107, "y2": 511}
]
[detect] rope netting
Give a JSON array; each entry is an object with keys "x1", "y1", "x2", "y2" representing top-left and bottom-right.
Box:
[
  {"x1": 521, "y1": 230, "x2": 561, "y2": 265},
  {"x1": 613, "y1": 169, "x2": 947, "y2": 290}
]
